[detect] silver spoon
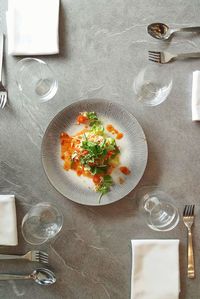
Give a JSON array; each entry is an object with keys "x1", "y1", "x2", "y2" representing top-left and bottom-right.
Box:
[
  {"x1": 0, "y1": 268, "x2": 56, "y2": 285},
  {"x1": 147, "y1": 22, "x2": 200, "y2": 40}
]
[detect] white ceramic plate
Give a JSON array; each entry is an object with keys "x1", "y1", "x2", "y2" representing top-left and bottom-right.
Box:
[{"x1": 41, "y1": 99, "x2": 148, "y2": 206}]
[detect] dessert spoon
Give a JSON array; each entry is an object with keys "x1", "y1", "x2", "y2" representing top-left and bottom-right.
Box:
[
  {"x1": 0, "y1": 268, "x2": 56, "y2": 285},
  {"x1": 147, "y1": 22, "x2": 200, "y2": 40}
]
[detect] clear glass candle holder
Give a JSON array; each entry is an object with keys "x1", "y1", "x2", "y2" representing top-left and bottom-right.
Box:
[
  {"x1": 21, "y1": 202, "x2": 63, "y2": 245},
  {"x1": 137, "y1": 186, "x2": 179, "y2": 231},
  {"x1": 15, "y1": 58, "x2": 58, "y2": 103}
]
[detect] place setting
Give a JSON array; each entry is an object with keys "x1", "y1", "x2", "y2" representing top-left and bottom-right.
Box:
[
  {"x1": 0, "y1": 0, "x2": 200, "y2": 298},
  {"x1": 0, "y1": 195, "x2": 64, "y2": 286}
]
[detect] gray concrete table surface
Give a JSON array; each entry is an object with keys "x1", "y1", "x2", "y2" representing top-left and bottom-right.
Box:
[{"x1": 0, "y1": 0, "x2": 200, "y2": 298}]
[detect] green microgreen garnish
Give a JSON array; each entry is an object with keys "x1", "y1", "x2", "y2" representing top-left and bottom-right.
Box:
[{"x1": 97, "y1": 175, "x2": 113, "y2": 202}]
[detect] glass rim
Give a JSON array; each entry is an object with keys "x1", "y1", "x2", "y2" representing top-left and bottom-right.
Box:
[{"x1": 16, "y1": 57, "x2": 47, "y2": 66}]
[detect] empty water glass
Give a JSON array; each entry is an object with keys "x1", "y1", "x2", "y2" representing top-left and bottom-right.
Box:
[
  {"x1": 15, "y1": 58, "x2": 58, "y2": 103},
  {"x1": 133, "y1": 64, "x2": 173, "y2": 106},
  {"x1": 21, "y1": 202, "x2": 63, "y2": 245},
  {"x1": 137, "y1": 186, "x2": 179, "y2": 231}
]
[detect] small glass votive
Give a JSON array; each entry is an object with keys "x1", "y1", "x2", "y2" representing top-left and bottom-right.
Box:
[
  {"x1": 133, "y1": 64, "x2": 173, "y2": 106},
  {"x1": 15, "y1": 58, "x2": 58, "y2": 103},
  {"x1": 21, "y1": 202, "x2": 63, "y2": 245},
  {"x1": 136, "y1": 186, "x2": 179, "y2": 231}
]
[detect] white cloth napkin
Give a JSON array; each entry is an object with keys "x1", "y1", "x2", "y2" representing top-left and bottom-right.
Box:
[
  {"x1": 0, "y1": 195, "x2": 18, "y2": 246},
  {"x1": 192, "y1": 70, "x2": 200, "y2": 121},
  {"x1": 131, "y1": 239, "x2": 180, "y2": 299},
  {"x1": 6, "y1": 0, "x2": 60, "y2": 55}
]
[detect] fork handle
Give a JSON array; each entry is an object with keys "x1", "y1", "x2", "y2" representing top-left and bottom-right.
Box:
[
  {"x1": 0, "y1": 34, "x2": 3, "y2": 82},
  {"x1": 0, "y1": 254, "x2": 23, "y2": 260},
  {"x1": 177, "y1": 52, "x2": 200, "y2": 59},
  {"x1": 187, "y1": 229, "x2": 195, "y2": 278}
]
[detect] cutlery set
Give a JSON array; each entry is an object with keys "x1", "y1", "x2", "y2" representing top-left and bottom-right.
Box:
[
  {"x1": 0, "y1": 250, "x2": 56, "y2": 285},
  {"x1": 148, "y1": 22, "x2": 200, "y2": 64}
]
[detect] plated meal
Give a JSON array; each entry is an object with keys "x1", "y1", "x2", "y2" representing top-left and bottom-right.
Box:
[
  {"x1": 42, "y1": 99, "x2": 148, "y2": 206},
  {"x1": 60, "y1": 111, "x2": 131, "y2": 201}
]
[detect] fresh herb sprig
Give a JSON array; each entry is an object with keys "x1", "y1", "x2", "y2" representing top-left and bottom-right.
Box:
[{"x1": 97, "y1": 175, "x2": 113, "y2": 202}]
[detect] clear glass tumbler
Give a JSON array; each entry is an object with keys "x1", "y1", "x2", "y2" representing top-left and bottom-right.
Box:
[
  {"x1": 133, "y1": 64, "x2": 173, "y2": 106},
  {"x1": 21, "y1": 202, "x2": 63, "y2": 245},
  {"x1": 137, "y1": 186, "x2": 179, "y2": 231},
  {"x1": 15, "y1": 58, "x2": 58, "y2": 103}
]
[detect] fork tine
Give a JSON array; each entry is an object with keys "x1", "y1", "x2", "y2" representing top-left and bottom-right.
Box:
[
  {"x1": 39, "y1": 257, "x2": 48, "y2": 263},
  {"x1": 32, "y1": 250, "x2": 48, "y2": 263},
  {"x1": 192, "y1": 205, "x2": 195, "y2": 215},
  {"x1": 0, "y1": 96, "x2": 3, "y2": 108},
  {"x1": 39, "y1": 251, "x2": 48, "y2": 257},
  {"x1": 39, "y1": 251, "x2": 49, "y2": 263},
  {"x1": 189, "y1": 205, "x2": 192, "y2": 216},
  {"x1": 148, "y1": 51, "x2": 161, "y2": 63},
  {"x1": 148, "y1": 50, "x2": 160, "y2": 55},
  {"x1": 186, "y1": 205, "x2": 190, "y2": 216},
  {"x1": 189, "y1": 204, "x2": 195, "y2": 216},
  {"x1": 183, "y1": 205, "x2": 187, "y2": 216},
  {"x1": 148, "y1": 56, "x2": 161, "y2": 63},
  {"x1": 148, "y1": 54, "x2": 160, "y2": 60},
  {"x1": 39, "y1": 256, "x2": 48, "y2": 262},
  {"x1": 184, "y1": 205, "x2": 190, "y2": 216},
  {"x1": 183, "y1": 204, "x2": 195, "y2": 216},
  {"x1": 148, "y1": 51, "x2": 160, "y2": 57},
  {"x1": 149, "y1": 58, "x2": 160, "y2": 63},
  {"x1": 187, "y1": 205, "x2": 191, "y2": 216},
  {"x1": 2, "y1": 96, "x2": 7, "y2": 109}
]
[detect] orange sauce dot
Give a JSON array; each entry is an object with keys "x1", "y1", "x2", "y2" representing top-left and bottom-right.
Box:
[
  {"x1": 116, "y1": 133, "x2": 123, "y2": 139},
  {"x1": 119, "y1": 166, "x2": 131, "y2": 175},
  {"x1": 106, "y1": 124, "x2": 123, "y2": 139},
  {"x1": 76, "y1": 169, "x2": 83, "y2": 176}
]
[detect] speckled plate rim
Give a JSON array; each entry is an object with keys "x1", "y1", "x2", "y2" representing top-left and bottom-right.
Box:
[{"x1": 41, "y1": 98, "x2": 148, "y2": 206}]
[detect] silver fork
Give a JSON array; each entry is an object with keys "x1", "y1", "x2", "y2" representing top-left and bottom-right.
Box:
[
  {"x1": 0, "y1": 34, "x2": 7, "y2": 108},
  {"x1": 183, "y1": 205, "x2": 195, "y2": 278},
  {"x1": 148, "y1": 50, "x2": 200, "y2": 64},
  {"x1": 0, "y1": 251, "x2": 48, "y2": 264}
]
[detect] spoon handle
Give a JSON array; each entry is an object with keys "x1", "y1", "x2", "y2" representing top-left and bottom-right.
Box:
[
  {"x1": 176, "y1": 27, "x2": 200, "y2": 33},
  {"x1": 0, "y1": 274, "x2": 31, "y2": 280}
]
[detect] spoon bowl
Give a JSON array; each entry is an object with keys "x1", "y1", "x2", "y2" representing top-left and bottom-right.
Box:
[
  {"x1": 147, "y1": 23, "x2": 171, "y2": 40},
  {"x1": 31, "y1": 268, "x2": 56, "y2": 286}
]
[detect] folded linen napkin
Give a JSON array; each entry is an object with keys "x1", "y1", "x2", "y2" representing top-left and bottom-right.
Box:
[
  {"x1": 7, "y1": 0, "x2": 60, "y2": 55},
  {"x1": 131, "y1": 239, "x2": 180, "y2": 299},
  {"x1": 0, "y1": 195, "x2": 18, "y2": 246},
  {"x1": 192, "y1": 70, "x2": 200, "y2": 121}
]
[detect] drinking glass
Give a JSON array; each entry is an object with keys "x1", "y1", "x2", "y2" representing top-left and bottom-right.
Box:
[
  {"x1": 137, "y1": 186, "x2": 179, "y2": 231},
  {"x1": 133, "y1": 64, "x2": 173, "y2": 106},
  {"x1": 21, "y1": 202, "x2": 63, "y2": 245},
  {"x1": 15, "y1": 58, "x2": 58, "y2": 103}
]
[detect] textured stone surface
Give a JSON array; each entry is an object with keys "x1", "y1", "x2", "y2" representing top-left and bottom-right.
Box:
[{"x1": 0, "y1": 0, "x2": 200, "y2": 298}]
